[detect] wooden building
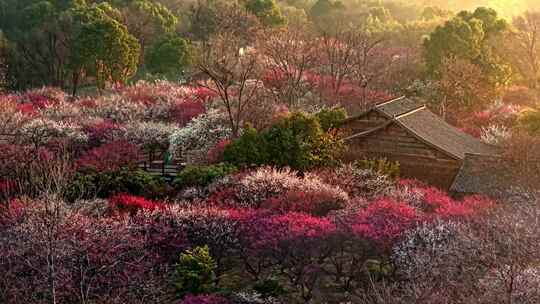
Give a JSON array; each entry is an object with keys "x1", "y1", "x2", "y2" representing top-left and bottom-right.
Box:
[
  {"x1": 341, "y1": 97, "x2": 499, "y2": 189},
  {"x1": 450, "y1": 153, "x2": 540, "y2": 199}
]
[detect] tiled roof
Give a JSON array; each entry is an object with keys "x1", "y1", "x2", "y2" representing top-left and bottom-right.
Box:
[
  {"x1": 393, "y1": 107, "x2": 499, "y2": 159},
  {"x1": 450, "y1": 153, "x2": 538, "y2": 198}
]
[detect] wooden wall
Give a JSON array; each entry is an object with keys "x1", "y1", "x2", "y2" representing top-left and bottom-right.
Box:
[{"x1": 342, "y1": 112, "x2": 461, "y2": 189}]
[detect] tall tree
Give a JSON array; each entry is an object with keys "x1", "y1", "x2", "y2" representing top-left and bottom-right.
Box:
[
  {"x1": 196, "y1": 30, "x2": 264, "y2": 137},
  {"x1": 308, "y1": 0, "x2": 345, "y2": 32},
  {"x1": 506, "y1": 11, "x2": 540, "y2": 92},
  {"x1": 244, "y1": 0, "x2": 286, "y2": 28},
  {"x1": 257, "y1": 25, "x2": 318, "y2": 108},
  {"x1": 423, "y1": 7, "x2": 512, "y2": 88},
  {"x1": 145, "y1": 34, "x2": 191, "y2": 78},
  {"x1": 118, "y1": 0, "x2": 178, "y2": 66},
  {"x1": 435, "y1": 56, "x2": 495, "y2": 120},
  {"x1": 70, "y1": 3, "x2": 140, "y2": 94},
  {"x1": 0, "y1": 0, "x2": 82, "y2": 89}
]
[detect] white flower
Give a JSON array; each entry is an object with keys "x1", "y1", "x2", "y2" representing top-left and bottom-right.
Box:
[
  {"x1": 168, "y1": 109, "x2": 232, "y2": 162},
  {"x1": 481, "y1": 124, "x2": 511, "y2": 145},
  {"x1": 123, "y1": 121, "x2": 180, "y2": 149},
  {"x1": 18, "y1": 118, "x2": 88, "y2": 145},
  {"x1": 82, "y1": 95, "x2": 146, "y2": 123}
]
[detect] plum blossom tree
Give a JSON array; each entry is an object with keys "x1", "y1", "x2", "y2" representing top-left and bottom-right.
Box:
[{"x1": 196, "y1": 30, "x2": 265, "y2": 137}]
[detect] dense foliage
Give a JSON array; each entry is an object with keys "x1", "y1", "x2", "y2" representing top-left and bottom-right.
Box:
[{"x1": 224, "y1": 112, "x2": 344, "y2": 170}]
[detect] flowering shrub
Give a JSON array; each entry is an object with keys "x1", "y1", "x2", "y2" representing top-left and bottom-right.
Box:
[
  {"x1": 389, "y1": 181, "x2": 493, "y2": 219},
  {"x1": 0, "y1": 198, "x2": 186, "y2": 304},
  {"x1": 0, "y1": 179, "x2": 16, "y2": 196},
  {"x1": 169, "y1": 109, "x2": 232, "y2": 163},
  {"x1": 232, "y1": 167, "x2": 349, "y2": 210},
  {"x1": 17, "y1": 118, "x2": 88, "y2": 147},
  {"x1": 392, "y1": 220, "x2": 463, "y2": 281},
  {"x1": 207, "y1": 140, "x2": 231, "y2": 164},
  {"x1": 230, "y1": 291, "x2": 280, "y2": 304},
  {"x1": 316, "y1": 165, "x2": 395, "y2": 199},
  {"x1": 481, "y1": 124, "x2": 511, "y2": 145},
  {"x1": 0, "y1": 198, "x2": 26, "y2": 227},
  {"x1": 263, "y1": 189, "x2": 347, "y2": 216},
  {"x1": 461, "y1": 100, "x2": 521, "y2": 136},
  {"x1": 355, "y1": 158, "x2": 400, "y2": 180},
  {"x1": 237, "y1": 211, "x2": 336, "y2": 301},
  {"x1": 123, "y1": 121, "x2": 179, "y2": 151},
  {"x1": 82, "y1": 119, "x2": 126, "y2": 145},
  {"x1": 171, "y1": 99, "x2": 207, "y2": 126},
  {"x1": 480, "y1": 267, "x2": 540, "y2": 303},
  {"x1": 70, "y1": 198, "x2": 110, "y2": 217},
  {"x1": 16, "y1": 103, "x2": 39, "y2": 116},
  {"x1": 39, "y1": 101, "x2": 82, "y2": 121},
  {"x1": 108, "y1": 194, "x2": 163, "y2": 215},
  {"x1": 351, "y1": 199, "x2": 420, "y2": 248},
  {"x1": 76, "y1": 141, "x2": 141, "y2": 173},
  {"x1": 82, "y1": 94, "x2": 146, "y2": 123},
  {"x1": 21, "y1": 86, "x2": 66, "y2": 105},
  {"x1": 179, "y1": 294, "x2": 230, "y2": 304},
  {"x1": 175, "y1": 208, "x2": 243, "y2": 277},
  {"x1": 117, "y1": 80, "x2": 203, "y2": 105}
]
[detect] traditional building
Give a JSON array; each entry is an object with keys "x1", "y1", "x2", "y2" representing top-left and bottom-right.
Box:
[
  {"x1": 450, "y1": 153, "x2": 540, "y2": 199},
  {"x1": 341, "y1": 96, "x2": 499, "y2": 189}
]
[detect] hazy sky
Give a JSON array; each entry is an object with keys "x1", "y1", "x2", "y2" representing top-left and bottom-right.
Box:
[{"x1": 423, "y1": 0, "x2": 540, "y2": 17}]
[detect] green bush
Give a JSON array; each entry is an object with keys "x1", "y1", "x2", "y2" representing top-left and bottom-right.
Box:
[
  {"x1": 517, "y1": 108, "x2": 540, "y2": 135},
  {"x1": 253, "y1": 278, "x2": 287, "y2": 298},
  {"x1": 314, "y1": 107, "x2": 347, "y2": 132},
  {"x1": 174, "y1": 163, "x2": 238, "y2": 189},
  {"x1": 224, "y1": 112, "x2": 344, "y2": 171},
  {"x1": 145, "y1": 35, "x2": 192, "y2": 78},
  {"x1": 66, "y1": 169, "x2": 168, "y2": 201},
  {"x1": 173, "y1": 245, "x2": 216, "y2": 298},
  {"x1": 222, "y1": 126, "x2": 268, "y2": 168},
  {"x1": 355, "y1": 158, "x2": 400, "y2": 179}
]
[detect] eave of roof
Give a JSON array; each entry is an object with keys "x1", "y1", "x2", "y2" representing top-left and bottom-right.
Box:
[{"x1": 343, "y1": 96, "x2": 499, "y2": 160}]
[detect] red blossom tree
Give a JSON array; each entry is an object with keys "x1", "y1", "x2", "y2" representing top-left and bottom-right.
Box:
[
  {"x1": 108, "y1": 194, "x2": 163, "y2": 215},
  {"x1": 171, "y1": 99, "x2": 206, "y2": 126},
  {"x1": 351, "y1": 199, "x2": 420, "y2": 249},
  {"x1": 76, "y1": 141, "x2": 142, "y2": 173}
]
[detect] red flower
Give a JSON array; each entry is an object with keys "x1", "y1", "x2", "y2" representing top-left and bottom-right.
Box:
[
  {"x1": 108, "y1": 194, "x2": 163, "y2": 215},
  {"x1": 193, "y1": 87, "x2": 218, "y2": 101},
  {"x1": 352, "y1": 199, "x2": 420, "y2": 247},
  {"x1": 206, "y1": 139, "x2": 231, "y2": 164},
  {"x1": 16, "y1": 103, "x2": 39, "y2": 116},
  {"x1": 171, "y1": 99, "x2": 206, "y2": 126},
  {"x1": 76, "y1": 141, "x2": 141, "y2": 172},
  {"x1": 83, "y1": 120, "x2": 123, "y2": 144}
]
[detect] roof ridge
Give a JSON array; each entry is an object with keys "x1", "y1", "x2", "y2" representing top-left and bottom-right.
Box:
[
  {"x1": 375, "y1": 96, "x2": 406, "y2": 108},
  {"x1": 390, "y1": 117, "x2": 462, "y2": 160},
  {"x1": 393, "y1": 105, "x2": 426, "y2": 119}
]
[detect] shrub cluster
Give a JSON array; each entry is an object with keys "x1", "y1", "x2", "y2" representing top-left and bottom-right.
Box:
[{"x1": 223, "y1": 112, "x2": 344, "y2": 170}]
